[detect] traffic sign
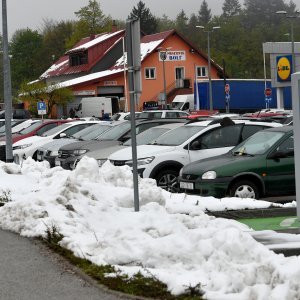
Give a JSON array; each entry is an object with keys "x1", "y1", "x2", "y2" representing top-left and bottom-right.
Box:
[
  {"x1": 264, "y1": 88, "x2": 272, "y2": 97},
  {"x1": 225, "y1": 83, "x2": 230, "y2": 94},
  {"x1": 37, "y1": 101, "x2": 47, "y2": 115}
]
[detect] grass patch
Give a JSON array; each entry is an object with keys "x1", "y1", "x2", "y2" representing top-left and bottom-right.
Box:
[{"x1": 42, "y1": 225, "x2": 205, "y2": 300}]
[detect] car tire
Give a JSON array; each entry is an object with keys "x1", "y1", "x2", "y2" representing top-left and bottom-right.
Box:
[
  {"x1": 155, "y1": 169, "x2": 179, "y2": 193},
  {"x1": 230, "y1": 180, "x2": 259, "y2": 199}
]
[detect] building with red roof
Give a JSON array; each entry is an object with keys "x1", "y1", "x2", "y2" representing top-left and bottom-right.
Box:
[{"x1": 38, "y1": 28, "x2": 224, "y2": 117}]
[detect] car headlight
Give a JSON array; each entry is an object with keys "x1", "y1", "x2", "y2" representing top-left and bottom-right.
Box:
[
  {"x1": 13, "y1": 143, "x2": 32, "y2": 150},
  {"x1": 96, "y1": 159, "x2": 107, "y2": 167},
  {"x1": 125, "y1": 156, "x2": 154, "y2": 167},
  {"x1": 202, "y1": 171, "x2": 217, "y2": 180},
  {"x1": 71, "y1": 149, "x2": 88, "y2": 156},
  {"x1": 0, "y1": 141, "x2": 6, "y2": 146},
  {"x1": 49, "y1": 150, "x2": 59, "y2": 157}
]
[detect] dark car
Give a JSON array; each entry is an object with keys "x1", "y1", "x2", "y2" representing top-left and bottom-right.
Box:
[
  {"x1": 0, "y1": 109, "x2": 31, "y2": 119},
  {"x1": 56, "y1": 118, "x2": 188, "y2": 170},
  {"x1": 178, "y1": 126, "x2": 294, "y2": 199}
]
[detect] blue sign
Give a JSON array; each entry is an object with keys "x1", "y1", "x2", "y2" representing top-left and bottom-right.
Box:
[{"x1": 37, "y1": 101, "x2": 47, "y2": 115}]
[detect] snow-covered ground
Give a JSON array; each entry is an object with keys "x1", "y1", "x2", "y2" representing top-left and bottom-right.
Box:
[{"x1": 0, "y1": 157, "x2": 300, "y2": 299}]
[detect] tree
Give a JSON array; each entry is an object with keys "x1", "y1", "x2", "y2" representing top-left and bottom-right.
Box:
[
  {"x1": 157, "y1": 14, "x2": 175, "y2": 32},
  {"x1": 129, "y1": 1, "x2": 158, "y2": 34},
  {"x1": 19, "y1": 81, "x2": 73, "y2": 117},
  {"x1": 198, "y1": 0, "x2": 212, "y2": 25},
  {"x1": 74, "y1": 0, "x2": 111, "y2": 35},
  {"x1": 175, "y1": 10, "x2": 189, "y2": 36},
  {"x1": 41, "y1": 19, "x2": 75, "y2": 64},
  {"x1": 10, "y1": 29, "x2": 46, "y2": 97},
  {"x1": 222, "y1": 0, "x2": 241, "y2": 18}
]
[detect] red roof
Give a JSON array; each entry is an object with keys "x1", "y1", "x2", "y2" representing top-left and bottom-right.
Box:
[{"x1": 41, "y1": 30, "x2": 125, "y2": 79}]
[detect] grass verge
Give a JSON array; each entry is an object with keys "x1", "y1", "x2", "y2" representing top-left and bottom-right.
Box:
[{"x1": 42, "y1": 224, "x2": 205, "y2": 300}]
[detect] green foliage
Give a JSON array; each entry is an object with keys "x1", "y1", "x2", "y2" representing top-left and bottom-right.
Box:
[
  {"x1": 10, "y1": 29, "x2": 46, "y2": 96},
  {"x1": 19, "y1": 81, "x2": 73, "y2": 117},
  {"x1": 222, "y1": 0, "x2": 241, "y2": 18},
  {"x1": 198, "y1": 0, "x2": 212, "y2": 25},
  {"x1": 129, "y1": 1, "x2": 158, "y2": 34},
  {"x1": 74, "y1": 0, "x2": 111, "y2": 35}
]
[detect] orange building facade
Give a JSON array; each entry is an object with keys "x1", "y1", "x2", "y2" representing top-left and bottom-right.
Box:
[{"x1": 40, "y1": 29, "x2": 223, "y2": 116}]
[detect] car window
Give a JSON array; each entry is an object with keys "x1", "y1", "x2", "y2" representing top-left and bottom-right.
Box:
[
  {"x1": 165, "y1": 112, "x2": 178, "y2": 118},
  {"x1": 59, "y1": 124, "x2": 93, "y2": 137},
  {"x1": 36, "y1": 123, "x2": 57, "y2": 136},
  {"x1": 198, "y1": 125, "x2": 242, "y2": 149},
  {"x1": 97, "y1": 122, "x2": 131, "y2": 140},
  {"x1": 19, "y1": 121, "x2": 43, "y2": 135},
  {"x1": 179, "y1": 111, "x2": 189, "y2": 117},
  {"x1": 275, "y1": 135, "x2": 294, "y2": 155},
  {"x1": 124, "y1": 128, "x2": 170, "y2": 146},
  {"x1": 241, "y1": 125, "x2": 264, "y2": 141},
  {"x1": 42, "y1": 123, "x2": 72, "y2": 136},
  {"x1": 152, "y1": 125, "x2": 205, "y2": 146}
]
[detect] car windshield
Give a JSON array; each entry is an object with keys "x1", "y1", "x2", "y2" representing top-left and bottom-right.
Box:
[
  {"x1": 77, "y1": 124, "x2": 113, "y2": 141},
  {"x1": 124, "y1": 127, "x2": 170, "y2": 146},
  {"x1": 232, "y1": 130, "x2": 285, "y2": 155},
  {"x1": 171, "y1": 102, "x2": 183, "y2": 109},
  {"x1": 111, "y1": 114, "x2": 121, "y2": 121},
  {"x1": 150, "y1": 125, "x2": 205, "y2": 146},
  {"x1": 96, "y1": 121, "x2": 131, "y2": 140},
  {"x1": 41, "y1": 123, "x2": 72, "y2": 137},
  {"x1": 19, "y1": 120, "x2": 43, "y2": 134},
  {"x1": 0, "y1": 120, "x2": 22, "y2": 133}
]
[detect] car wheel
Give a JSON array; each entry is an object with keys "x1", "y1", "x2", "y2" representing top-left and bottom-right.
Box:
[
  {"x1": 156, "y1": 169, "x2": 179, "y2": 193},
  {"x1": 230, "y1": 180, "x2": 259, "y2": 199}
]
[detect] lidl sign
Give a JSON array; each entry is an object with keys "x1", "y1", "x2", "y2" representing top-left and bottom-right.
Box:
[{"x1": 277, "y1": 55, "x2": 292, "y2": 82}]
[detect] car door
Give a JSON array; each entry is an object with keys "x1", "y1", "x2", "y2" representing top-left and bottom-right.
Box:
[
  {"x1": 187, "y1": 124, "x2": 243, "y2": 162},
  {"x1": 265, "y1": 135, "x2": 295, "y2": 196}
]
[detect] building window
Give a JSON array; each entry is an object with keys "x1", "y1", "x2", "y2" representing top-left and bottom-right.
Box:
[
  {"x1": 145, "y1": 67, "x2": 156, "y2": 79},
  {"x1": 197, "y1": 66, "x2": 207, "y2": 77},
  {"x1": 70, "y1": 51, "x2": 88, "y2": 66}
]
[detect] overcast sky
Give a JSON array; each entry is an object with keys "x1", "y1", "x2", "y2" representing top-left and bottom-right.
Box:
[{"x1": 1, "y1": 0, "x2": 300, "y2": 38}]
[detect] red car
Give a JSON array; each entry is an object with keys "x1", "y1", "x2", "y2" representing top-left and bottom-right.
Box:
[{"x1": 0, "y1": 119, "x2": 73, "y2": 161}]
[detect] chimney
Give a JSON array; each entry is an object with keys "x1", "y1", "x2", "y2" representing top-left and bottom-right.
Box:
[{"x1": 112, "y1": 20, "x2": 117, "y2": 32}]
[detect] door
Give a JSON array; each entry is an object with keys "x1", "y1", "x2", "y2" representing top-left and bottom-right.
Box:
[
  {"x1": 175, "y1": 67, "x2": 184, "y2": 88},
  {"x1": 187, "y1": 124, "x2": 243, "y2": 163},
  {"x1": 265, "y1": 135, "x2": 295, "y2": 196}
]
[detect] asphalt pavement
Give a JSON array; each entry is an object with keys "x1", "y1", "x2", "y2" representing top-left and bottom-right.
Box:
[{"x1": 0, "y1": 229, "x2": 142, "y2": 300}]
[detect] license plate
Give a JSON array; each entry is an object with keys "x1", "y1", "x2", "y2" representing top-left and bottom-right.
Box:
[
  {"x1": 55, "y1": 159, "x2": 61, "y2": 166},
  {"x1": 180, "y1": 181, "x2": 194, "y2": 190}
]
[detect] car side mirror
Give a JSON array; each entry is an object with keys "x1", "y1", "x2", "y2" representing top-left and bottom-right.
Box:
[
  {"x1": 268, "y1": 151, "x2": 287, "y2": 160},
  {"x1": 189, "y1": 140, "x2": 201, "y2": 150},
  {"x1": 59, "y1": 133, "x2": 67, "y2": 138}
]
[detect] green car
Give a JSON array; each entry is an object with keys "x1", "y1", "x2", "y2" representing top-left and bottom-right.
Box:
[{"x1": 178, "y1": 126, "x2": 294, "y2": 199}]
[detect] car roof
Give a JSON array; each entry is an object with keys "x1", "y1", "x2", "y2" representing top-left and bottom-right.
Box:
[
  {"x1": 150, "y1": 122, "x2": 186, "y2": 130},
  {"x1": 135, "y1": 118, "x2": 188, "y2": 124}
]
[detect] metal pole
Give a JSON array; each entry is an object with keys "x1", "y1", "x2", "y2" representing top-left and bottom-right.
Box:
[
  {"x1": 2, "y1": 0, "x2": 13, "y2": 162},
  {"x1": 291, "y1": 20, "x2": 296, "y2": 73},
  {"x1": 162, "y1": 55, "x2": 167, "y2": 109},
  {"x1": 207, "y1": 31, "x2": 213, "y2": 111},
  {"x1": 122, "y1": 37, "x2": 128, "y2": 112}
]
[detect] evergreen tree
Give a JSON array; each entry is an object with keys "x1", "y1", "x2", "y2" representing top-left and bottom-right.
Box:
[
  {"x1": 175, "y1": 10, "x2": 189, "y2": 36},
  {"x1": 198, "y1": 0, "x2": 212, "y2": 25},
  {"x1": 129, "y1": 1, "x2": 158, "y2": 34},
  {"x1": 157, "y1": 14, "x2": 175, "y2": 32},
  {"x1": 222, "y1": 0, "x2": 241, "y2": 18}
]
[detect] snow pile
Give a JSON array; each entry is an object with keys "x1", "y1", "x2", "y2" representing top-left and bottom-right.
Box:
[{"x1": 0, "y1": 157, "x2": 299, "y2": 299}]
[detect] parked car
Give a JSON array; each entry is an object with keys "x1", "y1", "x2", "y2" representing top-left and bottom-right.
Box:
[
  {"x1": 36, "y1": 121, "x2": 115, "y2": 167},
  {"x1": 55, "y1": 118, "x2": 188, "y2": 170},
  {"x1": 0, "y1": 109, "x2": 31, "y2": 119},
  {"x1": 109, "y1": 118, "x2": 282, "y2": 192},
  {"x1": 0, "y1": 119, "x2": 38, "y2": 136},
  {"x1": 65, "y1": 122, "x2": 185, "y2": 170},
  {"x1": 178, "y1": 126, "x2": 294, "y2": 199},
  {"x1": 111, "y1": 112, "x2": 141, "y2": 121},
  {"x1": 0, "y1": 119, "x2": 73, "y2": 161},
  {"x1": 13, "y1": 121, "x2": 99, "y2": 164},
  {"x1": 137, "y1": 110, "x2": 190, "y2": 119}
]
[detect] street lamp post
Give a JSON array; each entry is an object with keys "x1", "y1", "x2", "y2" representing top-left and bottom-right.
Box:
[
  {"x1": 276, "y1": 10, "x2": 300, "y2": 73},
  {"x1": 157, "y1": 47, "x2": 171, "y2": 109},
  {"x1": 196, "y1": 25, "x2": 220, "y2": 111}
]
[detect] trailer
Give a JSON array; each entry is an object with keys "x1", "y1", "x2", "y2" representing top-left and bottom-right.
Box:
[{"x1": 196, "y1": 79, "x2": 292, "y2": 113}]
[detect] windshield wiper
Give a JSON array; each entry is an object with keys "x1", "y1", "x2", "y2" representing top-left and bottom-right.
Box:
[{"x1": 232, "y1": 151, "x2": 254, "y2": 157}]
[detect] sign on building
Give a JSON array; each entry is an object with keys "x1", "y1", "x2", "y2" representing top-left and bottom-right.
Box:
[{"x1": 159, "y1": 51, "x2": 186, "y2": 61}]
